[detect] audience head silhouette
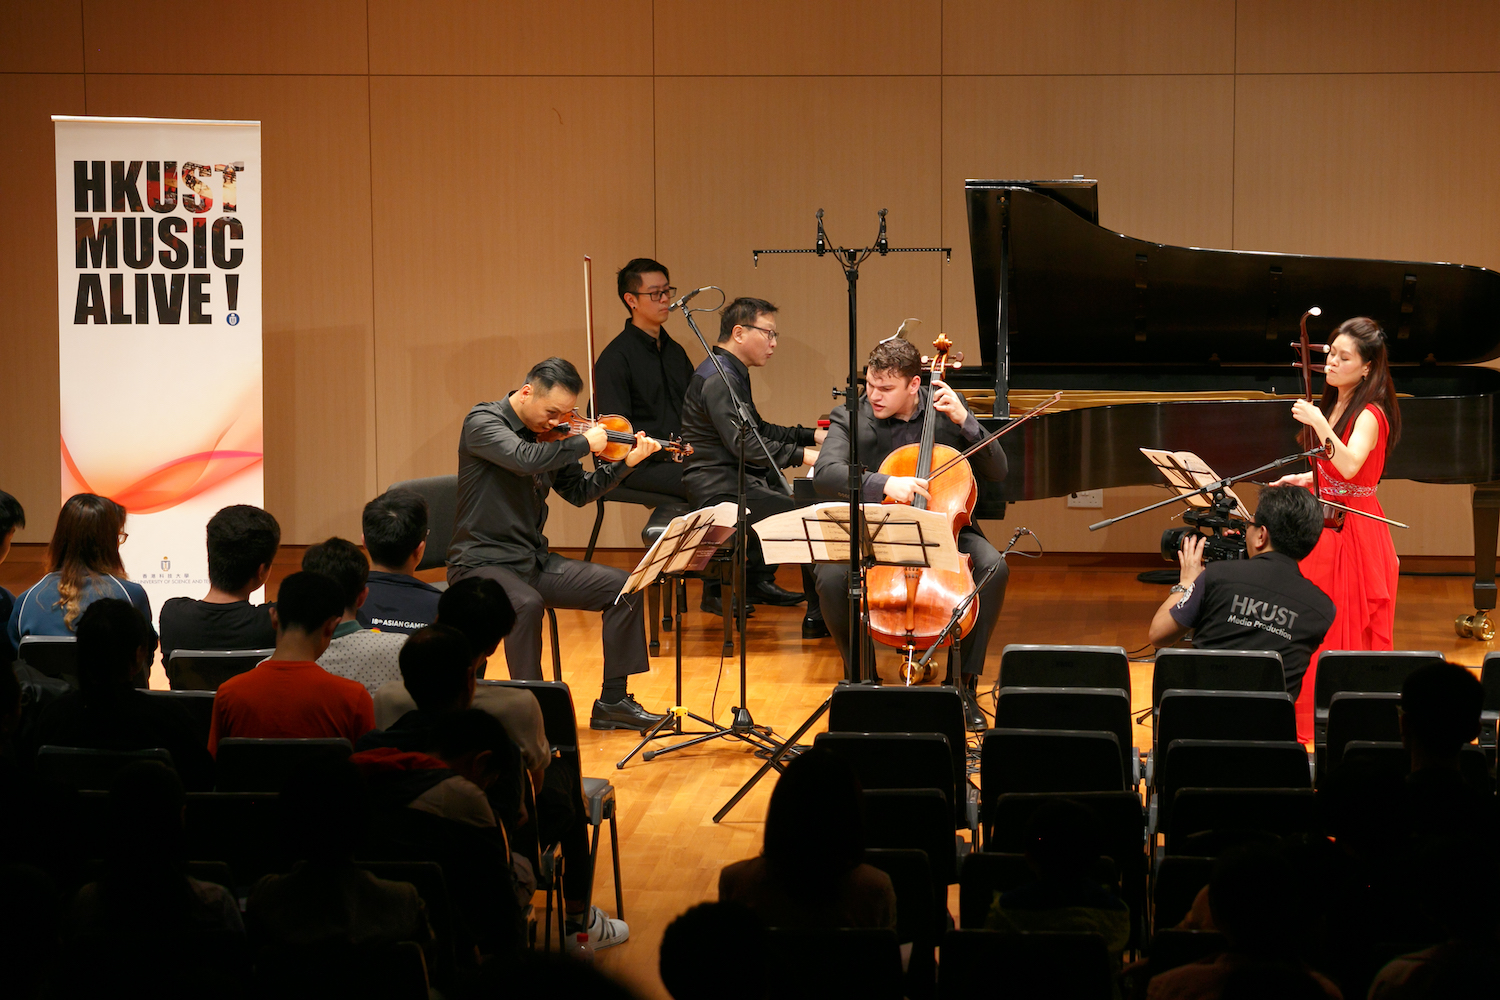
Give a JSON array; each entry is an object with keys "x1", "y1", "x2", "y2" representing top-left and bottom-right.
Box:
[
  {"x1": 100, "y1": 761, "x2": 193, "y2": 921},
  {"x1": 270, "y1": 571, "x2": 344, "y2": 637},
  {"x1": 659, "y1": 901, "x2": 768, "y2": 1000},
  {"x1": 75, "y1": 598, "x2": 157, "y2": 699},
  {"x1": 1024, "y1": 798, "x2": 1104, "y2": 882},
  {"x1": 278, "y1": 757, "x2": 370, "y2": 865},
  {"x1": 205, "y1": 504, "x2": 280, "y2": 594},
  {"x1": 0, "y1": 487, "x2": 25, "y2": 561},
  {"x1": 399, "y1": 623, "x2": 478, "y2": 713},
  {"x1": 436, "y1": 577, "x2": 517, "y2": 656},
  {"x1": 429, "y1": 708, "x2": 512, "y2": 790},
  {"x1": 1401, "y1": 661, "x2": 1483, "y2": 765},
  {"x1": 48, "y1": 493, "x2": 127, "y2": 629},
  {"x1": 301, "y1": 537, "x2": 370, "y2": 615},
  {"x1": 763, "y1": 747, "x2": 865, "y2": 887},
  {"x1": 1208, "y1": 843, "x2": 1304, "y2": 958},
  {"x1": 361, "y1": 489, "x2": 428, "y2": 572}
]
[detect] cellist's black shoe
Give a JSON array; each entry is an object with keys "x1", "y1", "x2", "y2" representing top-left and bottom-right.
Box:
[
  {"x1": 750, "y1": 580, "x2": 805, "y2": 607},
  {"x1": 801, "y1": 612, "x2": 829, "y2": 639}
]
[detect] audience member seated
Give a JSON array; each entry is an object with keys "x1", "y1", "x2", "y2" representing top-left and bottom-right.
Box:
[
  {"x1": 64, "y1": 761, "x2": 246, "y2": 996},
  {"x1": 984, "y1": 798, "x2": 1131, "y2": 965},
  {"x1": 1147, "y1": 844, "x2": 1340, "y2": 1000},
  {"x1": 158, "y1": 504, "x2": 280, "y2": 663},
  {"x1": 359, "y1": 489, "x2": 442, "y2": 635},
  {"x1": 7, "y1": 493, "x2": 155, "y2": 661},
  {"x1": 247, "y1": 757, "x2": 432, "y2": 951},
  {"x1": 0, "y1": 861, "x2": 61, "y2": 1000},
  {"x1": 659, "y1": 901, "x2": 768, "y2": 1000},
  {"x1": 303, "y1": 537, "x2": 407, "y2": 693},
  {"x1": 719, "y1": 747, "x2": 896, "y2": 931},
  {"x1": 1398, "y1": 661, "x2": 1495, "y2": 844},
  {"x1": 207, "y1": 571, "x2": 375, "y2": 755},
  {"x1": 25, "y1": 600, "x2": 213, "y2": 790},
  {"x1": 352, "y1": 709, "x2": 524, "y2": 965},
  {"x1": 0, "y1": 489, "x2": 26, "y2": 665}
]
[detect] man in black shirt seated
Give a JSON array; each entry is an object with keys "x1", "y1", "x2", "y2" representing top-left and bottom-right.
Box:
[
  {"x1": 594, "y1": 257, "x2": 695, "y2": 499},
  {"x1": 1149, "y1": 485, "x2": 1335, "y2": 699},
  {"x1": 158, "y1": 504, "x2": 280, "y2": 663},
  {"x1": 680, "y1": 296, "x2": 826, "y2": 629},
  {"x1": 359, "y1": 489, "x2": 442, "y2": 636}
]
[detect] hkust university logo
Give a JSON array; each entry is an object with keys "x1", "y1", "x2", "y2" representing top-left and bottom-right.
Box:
[{"x1": 161, "y1": 556, "x2": 171, "y2": 571}]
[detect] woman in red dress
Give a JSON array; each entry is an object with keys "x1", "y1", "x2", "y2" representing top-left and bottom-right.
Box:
[{"x1": 1271, "y1": 317, "x2": 1402, "y2": 743}]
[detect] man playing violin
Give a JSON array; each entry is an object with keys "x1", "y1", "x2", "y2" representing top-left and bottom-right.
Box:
[
  {"x1": 593, "y1": 257, "x2": 694, "y2": 499},
  {"x1": 812, "y1": 338, "x2": 1009, "y2": 731},
  {"x1": 448, "y1": 357, "x2": 667, "y2": 732}
]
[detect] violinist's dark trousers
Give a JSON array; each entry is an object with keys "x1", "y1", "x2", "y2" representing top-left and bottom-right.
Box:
[
  {"x1": 449, "y1": 554, "x2": 648, "y2": 681},
  {"x1": 814, "y1": 525, "x2": 1008, "y2": 680}
]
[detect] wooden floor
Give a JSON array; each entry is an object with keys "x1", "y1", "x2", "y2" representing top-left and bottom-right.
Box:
[{"x1": 3, "y1": 546, "x2": 1492, "y2": 998}]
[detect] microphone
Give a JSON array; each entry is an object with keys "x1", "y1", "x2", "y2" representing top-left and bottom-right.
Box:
[
  {"x1": 815, "y1": 208, "x2": 827, "y2": 257},
  {"x1": 669, "y1": 286, "x2": 712, "y2": 312},
  {"x1": 876, "y1": 208, "x2": 889, "y2": 255}
]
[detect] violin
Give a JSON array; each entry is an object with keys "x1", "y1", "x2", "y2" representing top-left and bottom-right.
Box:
[{"x1": 539, "y1": 410, "x2": 693, "y2": 463}]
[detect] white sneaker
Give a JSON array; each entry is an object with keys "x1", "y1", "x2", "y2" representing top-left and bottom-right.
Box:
[{"x1": 571, "y1": 904, "x2": 628, "y2": 950}]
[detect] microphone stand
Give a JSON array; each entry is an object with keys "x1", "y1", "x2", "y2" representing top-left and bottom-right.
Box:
[{"x1": 714, "y1": 210, "x2": 951, "y2": 824}]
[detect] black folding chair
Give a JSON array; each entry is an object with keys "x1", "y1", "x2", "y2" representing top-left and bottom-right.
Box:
[
  {"x1": 1313, "y1": 650, "x2": 1443, "y2": 744},
  {"x1": 864, "y1": 848, "x2": 940, "y2": 999},
  {"x1": 584, "y1": 486, "x2": 682, "y2": 563},
  {"x1": 814, "y1": 731, "x2": 964, "y2": 831},
  {"x1": 1164, "y1": 787, "x2": 1317, "y2": 857},
  {"x1": 957, "y1": 851, "x2": 1032, "y2": 928},
  {"x1": 183, "y1": 792, "x2": 284, "y2": 885},
  {"x1": 999, "y1": 644, "x2": 1131, "y2": 692},
  {"x1": 1154, "y1": 739, "x2": 1310, "y2": 839},
  {"x1": 1151, "y1": 690, "x2": 1297, "y2": 788},
  {"x1": 1480, "y1": 652, "x2": 1500, "y2": 752},
  {"x1": 863, "y1": 788, "x2": 960, "y2": 885},
  {"x1": 166, "y1": 648, "x2": 273, "y2": 691},
  {"x1": 979, "y1": 729, "x2": 1127, "y2": 828},
  {"x1": 1151, "y1": 855, "x2": 1214, "y2": 933},
  {"x1": 1340, "y1": 740, "x2": 1411, "y2": 778},
  {"x1": 828, "y1": 684, "x2": 968, "y2": 797},
  {"x1": 357, "y1": 860, "x2": 456, "y2": 989},
  {"x1": 33, "y1": 745, "x2": 174, "y2": 791},
  {"x1": 214, "y1": 737, "x2": 351, "y2": 792},
  {"x1": 17, "y1": 636, "x2": 79, "y2": 687},
  {"x1": 995, "y1": 686, "x2": 1137, "y2": 788},
  {"x1": 763, "y1": 927, "x2": 904, "y2": 1000},
  {"x1": 1322, "y1": 691, "x2": 1403, "y2": 778},
  {"x1": 1150, "y1": 648, "x2": 1286, "y2": 707},
  {"x1": 939, "y1": 929, "x2": 1113, "y2": 1000},
  {"x1": 145, "y1": 689, "x2": 217, "y2": 745}
]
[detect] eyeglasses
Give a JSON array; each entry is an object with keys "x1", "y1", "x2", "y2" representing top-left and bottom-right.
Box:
[
  {"x1": 744, "y1": 325, "x2": 779, "y2": 342},
  {"x1": 629, "y1": 286, "x2": 677, "y2": 302}
]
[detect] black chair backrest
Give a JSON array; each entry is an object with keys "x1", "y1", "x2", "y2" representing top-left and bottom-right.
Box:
[
  {"x1": 1165, "y1": 787, "x2": 1318, "y2": 856},
  {"x1": 957, "y1": 851, "x2": 1032, "y2": 929},
  {"x1": 862, "y1": 788, "x2": 957, "y2": 884},
  {"x1": 1000, "y1": 644, "x2": 1131, "y2": 692},
  {"x1": 1340, "y1": 740, "x2": 1411, "y2": 778},
  {"x1": 214, "y1": 737, "x2": 352, "y2": 792},
  {"x1": 1324, "y1": 691, "x2": 1404, "y2": 771},
  {"x1": 1158, "y1": 740, "x2": 1310, "y2": 830},
  {"x1": 1481, "y1": 652, "x2": 1500, "y2": 713},
  {"x1": 940, "y1": 929, "x2": 1114, "y2": 1000},
  {"x1": 1151, "y1": 856, "x2": 1215, "y2": 934},
  {"x1": 763, "y1": 928, "x2": 903, "y2": 1000},
  {"x1": 166, "y1": 648, "x2": 273, "y2": 691},
  {"x1": 183, "y1": 792, "x2": 283, "y2": 884},
  {"x1": 980, "y1": 729, "x2": 1125, "y2": 825},
  {"x1": 388, "y1": 475, "x2": 458, "y2": 573},
  {"x1": 814, "y1": 732, "x2": 957, "y2": 820},
  {"x1": 479, "y1": 678, "x2": 577, "y2": 753},
  {"x1": 1151, "y1": 648, "x2": 1285, "y2": 705},
  {"x1": 357, "y1": 860, "x2": 456, "y2": 988},
  {"x1": 1314, "y1": 650, "x2": 1444, "y2": 712},
  {"x1": 1155, "y1": 690, "x2": 1297, "y2": 760},
  {"x1": 18, "y1": 636, "x2": 79, "y2": 686},
  {"x1": 145, "y1": 689, "x2": 217, "y2": 745},
  {"x1": 34, "y1": 745, "x2": 174, "y2": 791},
  {"x1": 828, "y1": 684, "x2": 967, "y2": 794},
  {"x1": 994, "y1": 687, "x2": 1134, "y2": 786},
  {"x1": 256, "y1": 940, "x2": 429, "y2": 1000}
]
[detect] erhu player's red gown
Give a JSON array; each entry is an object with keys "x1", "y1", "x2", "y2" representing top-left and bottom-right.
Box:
[{"x1": 1294, "y1": 404, "x2": 1399, "y2": 744}]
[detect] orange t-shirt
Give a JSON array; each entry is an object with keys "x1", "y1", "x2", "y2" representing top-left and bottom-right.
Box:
[{"x1": 208, "y1": 660, "x2": 376, "y2": 755}]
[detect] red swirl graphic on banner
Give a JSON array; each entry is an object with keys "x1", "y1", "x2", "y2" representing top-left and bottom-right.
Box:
[{"x1": 61, "y1": 437, "x2": 263, "y2": 514}]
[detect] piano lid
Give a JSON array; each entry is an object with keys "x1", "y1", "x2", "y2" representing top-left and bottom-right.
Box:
[{"x1": 965, "y1": 180, "x2": 1500, "y2": 368}]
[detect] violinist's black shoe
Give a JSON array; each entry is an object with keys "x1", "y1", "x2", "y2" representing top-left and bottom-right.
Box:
[
  {"x1": 590, "y1": 694, "x2": 667, "y2": 732},
  {"x1": 801, "y1": 611, "x2": 830, "y2": 639},
  {"x1": 700, "y1": 582, "x2": 753, "y2": 618},
  {"x1": 750, "y1": 580, "x2": 805, "y2": 607}
]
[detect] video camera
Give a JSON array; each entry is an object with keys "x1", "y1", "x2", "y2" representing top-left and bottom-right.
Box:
[{"x1": 1161, "y1": 490, "x2": 1248, "y2": 564}]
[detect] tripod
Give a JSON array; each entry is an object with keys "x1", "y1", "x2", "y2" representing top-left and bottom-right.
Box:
[{"x1": 714, "y1": 209, "x2": 951, "y2": 823}]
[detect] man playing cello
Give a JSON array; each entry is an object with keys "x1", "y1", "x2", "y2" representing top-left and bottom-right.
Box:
[{"x1": 811, "y1": 338, "x2": 1009, "y2": 730}]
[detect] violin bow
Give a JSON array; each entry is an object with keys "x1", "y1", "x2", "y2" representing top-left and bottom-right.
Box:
[
  {"x1": 583, "y1": 255, "x2": 598, "y2": 419},
  {"x1": 923, "y1": 391, "x2": 1064, "y2": 482}
]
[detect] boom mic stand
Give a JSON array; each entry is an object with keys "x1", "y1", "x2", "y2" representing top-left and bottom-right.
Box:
[
  {"x1": 641, "y1": 289, "x2": 789, "y2": 762},
  {"x1": 713, "y1": 210, "x2": 950, "y2": 823}
]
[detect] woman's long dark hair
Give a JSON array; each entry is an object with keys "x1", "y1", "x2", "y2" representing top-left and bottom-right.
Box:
[
  {"x1": 762, "y1": 748, "x2": 866, "y2": 896},
  {"x1": 47, "y1": 493, "x2": 127, "y2": 630},
  {"x1": 1299, "y1": 316, "x2": 1401, "y2": 456}
]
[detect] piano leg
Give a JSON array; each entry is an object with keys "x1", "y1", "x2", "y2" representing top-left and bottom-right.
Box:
[{"x1": 1459, "y1": 483, "x2": 1500, "y2": 640}]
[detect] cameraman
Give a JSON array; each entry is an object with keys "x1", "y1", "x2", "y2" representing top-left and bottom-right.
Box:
[{"x1": 1149, "y1": 486, "x2": 1336, "y2": 699}]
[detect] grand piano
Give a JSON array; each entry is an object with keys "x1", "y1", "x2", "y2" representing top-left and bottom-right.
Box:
[{"x1": 953, "y1": 179, "x2": 1500, "y2": 636}]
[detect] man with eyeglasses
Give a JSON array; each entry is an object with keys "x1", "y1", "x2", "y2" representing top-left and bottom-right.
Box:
[
  {"x1": 592, "y1": 258, "x2": 695, "y2": 499},
  {"x1": 681, "y1": 297, "x2": 828, "y2": 635},
  {"x1": 1149, "y1": 484, "x2": 1335, "y2": 700}
]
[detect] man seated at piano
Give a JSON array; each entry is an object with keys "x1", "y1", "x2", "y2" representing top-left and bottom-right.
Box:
[
  {"x1": 1148, "y1": 485, "x2": 1335, "y2": 702},
  {"x1": 811, "y1": 338, "x2": 1009, "y2": 731},
  {"x1": 680, "y1": 296, "x2": 827, "y2": 635}
]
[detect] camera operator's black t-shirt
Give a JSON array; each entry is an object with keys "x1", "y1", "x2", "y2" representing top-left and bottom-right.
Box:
[{"x1": 1168, "y1": 551, "x2": 1335, "y2": 698}]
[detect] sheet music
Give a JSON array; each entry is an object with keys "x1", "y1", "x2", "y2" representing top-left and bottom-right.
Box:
[
  {"x1": 617, "y1": 502, "x2": 739, "y2": 600},
  {"x1": 753, "y1": 502, "x2": 962, "y2": 573},
  {"x1": 1139, "y1": 448, "x2": 1252, "y2": 520}
]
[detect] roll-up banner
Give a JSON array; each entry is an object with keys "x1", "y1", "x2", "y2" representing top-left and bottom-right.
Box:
[{"x1": 54, "y1": 116, "x2": 264, "y2": 619}]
